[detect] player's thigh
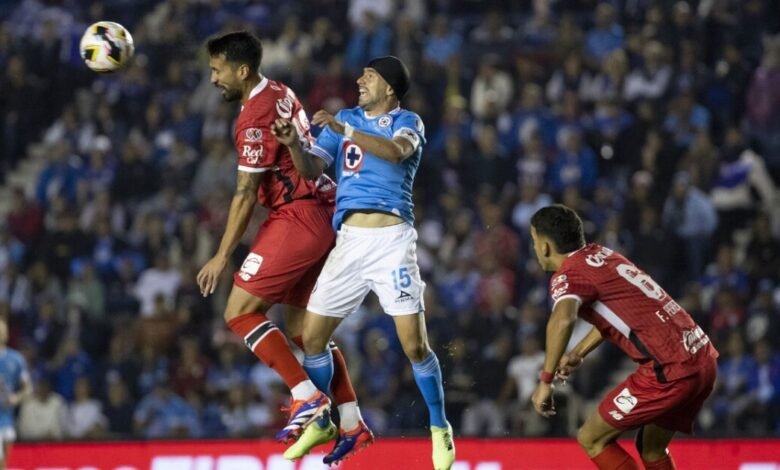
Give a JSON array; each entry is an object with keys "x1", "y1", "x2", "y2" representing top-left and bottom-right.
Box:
[
  {"x1": 577, "y1": 410, "x2": 624, "y2": 457},
  {"x1": 306, "y1": 231, "x2": 371, "y2": 319},
  {"x1": 283, "y1": 305, "x2": 305, "y2": 339},
  {"x1": 367, "y1": 226, "x2": 426, "y2": 316}
]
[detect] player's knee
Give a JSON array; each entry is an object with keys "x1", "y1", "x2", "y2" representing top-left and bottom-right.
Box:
[
  {"x1": 301, "y1": 329, "x2": 329, "y2": 355},
  {"x1": 576, "y1": 426, "x2": 596, "y2": 453},
  {"x1": 402, "y1": 340, "x2": 430, "y2": 363}
]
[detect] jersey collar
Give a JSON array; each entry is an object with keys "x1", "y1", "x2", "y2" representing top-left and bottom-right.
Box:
[
  {"x1": 363, "y1": 106, "x2": 401, "y2": 120},
  {"x1": 248, "y1": 77, "x2": 269, "y2": 101}
]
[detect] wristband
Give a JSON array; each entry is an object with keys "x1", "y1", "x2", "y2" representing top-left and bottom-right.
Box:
[
  {"x1": 539, "y1": 370, "x2": 554, "y2": 384},
  {"x1": 344, "y1": 122, "x2": 354, "y2": 139}
]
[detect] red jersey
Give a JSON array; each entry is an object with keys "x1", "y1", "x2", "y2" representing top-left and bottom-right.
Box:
[
  {"x1": 549, "y1": 243, "x2": 718, "y2": 383},
  {"x1": 234, "y1": 78, "x2": 333, "y2": 210}
]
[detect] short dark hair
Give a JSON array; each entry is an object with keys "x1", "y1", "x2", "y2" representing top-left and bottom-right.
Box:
[
  {"x1": 206, "y1": 31, "x2": 263, "y2": 71},
  {"x1": 530, "y1": 204, "x2": 586, "y2": 253}
]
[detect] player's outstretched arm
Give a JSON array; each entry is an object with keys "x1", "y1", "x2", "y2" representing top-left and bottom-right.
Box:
[
  {"x1": 532, "y1": 298, "x2": 580, "y2": 417},
  {"x1": 197, "y1": 171, "x2": 261, "y2": 296},
  {"x1": 311, "y1": 110, "x2": 415, "y2": 164},
  {"x1": 271, "y1": 118, "x2": 327, "y2": 180}
]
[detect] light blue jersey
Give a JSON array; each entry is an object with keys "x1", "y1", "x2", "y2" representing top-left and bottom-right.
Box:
[
  {"x1": 0, "y1": 348, "x2": 28, "y2": 428},
  {"x1": 309, "y1": 106, "x2": 425, "y2": 230}
]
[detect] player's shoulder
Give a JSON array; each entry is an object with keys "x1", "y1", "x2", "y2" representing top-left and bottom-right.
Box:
[
  {"x1": 240, "y1": 78, "x2": 299, "y2": 124},
  {"x1": 337, "y1": 106, "x2": 362, "y2": 121},
  {"x1": 395, "y1": 108, "x2": 425, "y2": 132}
]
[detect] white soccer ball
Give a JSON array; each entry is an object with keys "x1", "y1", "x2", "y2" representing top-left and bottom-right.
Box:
[{"x1": 79, "y1": 21, "x2": 134, "y2": 72}]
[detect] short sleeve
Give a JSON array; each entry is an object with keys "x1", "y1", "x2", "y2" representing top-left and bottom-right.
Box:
[
  {"x1": 235, "y1": 124, "x2": 280, "y2": 173},
  {"x1": 309, "y1": 110, "x2": 344, "y2": 168},
  {"x1": 549, "y1": 269, "x2": 597, "y2": 308},
  {"x1": 393, "y1": 112, "x2": 426, "y2": 151}
]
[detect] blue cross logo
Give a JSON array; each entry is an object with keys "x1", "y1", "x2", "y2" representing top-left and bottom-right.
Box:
[{"x1": 344, "y1": 144, "x2": 363, "y2": 169}]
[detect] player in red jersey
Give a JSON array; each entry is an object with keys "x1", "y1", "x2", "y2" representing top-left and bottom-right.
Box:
[
  {"x1": 529, "y1": 205, "x2": 718, "y2": 470},
  {"x1": 196, "y1": 31, "x2": 365, "y2": 446}
]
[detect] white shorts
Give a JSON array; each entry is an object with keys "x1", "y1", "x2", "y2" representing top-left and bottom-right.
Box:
[{"x1": 307, "y1": 222, "x2": 426, "y2": 318}]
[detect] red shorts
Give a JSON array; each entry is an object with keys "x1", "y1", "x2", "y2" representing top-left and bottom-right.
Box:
[
  {"x1": 233, "y1": 200, "x2": 335, "y2": 308},
  {"x1": 598, "y1": 357, "x2": 717, "y2": 434}
]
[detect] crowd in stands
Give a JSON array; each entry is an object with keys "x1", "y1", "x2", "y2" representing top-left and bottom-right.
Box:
[{"x1": 1, "y1": 0, "x2": 780, "y2": 440}]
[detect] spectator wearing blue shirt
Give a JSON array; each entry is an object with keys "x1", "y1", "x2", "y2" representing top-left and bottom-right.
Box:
[
  {"x1": 547, "y1": 127, "x2": 598, "y2": 193},
  {"x1": 133, "y1": 379, "x2": 200, "y2": 439},
  {"x1": 584, "y1": 3, "x2": 624, "y2": 66},
  {"x1": 344, "y1": 12, "x2": 392, "y2": 72},
  {"x1": 662, "y1": 171, "x2": 718, "y2": 279},
  {"x1": 422, "y1": 15, "x2": 462, "y2": 67}
]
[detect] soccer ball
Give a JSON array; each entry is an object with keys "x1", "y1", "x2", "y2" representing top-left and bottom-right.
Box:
[{"x1": 79, "y1": 21, "x2": 134, "y2": 72}]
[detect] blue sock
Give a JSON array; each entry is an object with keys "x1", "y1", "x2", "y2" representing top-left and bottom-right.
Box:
[
  {"x1": 411, "y1": 352, "x2": 447, "y2": 428},
  {"x1": 303, "y1": 349, "x2": 334, "y2": 394}
]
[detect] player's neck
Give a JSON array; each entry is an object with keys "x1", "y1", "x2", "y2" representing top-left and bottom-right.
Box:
[
  {"x1": 241, "y1": 74, "x2": 263, "y2": 105},
  {"x1": 364, "y1": 98, "x2": 399, "y2": 117}
]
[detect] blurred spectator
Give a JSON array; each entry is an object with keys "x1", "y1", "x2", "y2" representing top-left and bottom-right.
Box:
[
  {"x1": 344, "y1": 12, "x2": 392, "y2": 72},
  {"x1": 662, "y1": 171, "x2": 718, "y2": 280},
  {"x1": 18, "y1": 377, "x2": 67, "y2": 440},
  {"x1": 134, "y1": 379, "x2": 200, "y2": 439},
  {"x1": 584, "y1": 3, "x2": 624, "y2": 66},
  {"x1": 65, "y1": 377, "x2": 107, "y2": 439},
  {"x1": 104, "y1": 379, "x2": 134, "y2": 436},
  {"x1": 5, "y1": 187, "x2": 43, "y2": 247},
  {"x1": 624, "y1": 41, "x2": 673, "y2": 102}
]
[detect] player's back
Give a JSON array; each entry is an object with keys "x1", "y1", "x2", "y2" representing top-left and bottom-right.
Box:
[
  {"x1": 327, "y1": 106, "x2": 425, "y2": 229},
  {"x1": 234, "y1": 78, "x2": 326, "y2": 210},
  {"x1": 553, "y1": 243, "x2": 717, "y2": 382}
]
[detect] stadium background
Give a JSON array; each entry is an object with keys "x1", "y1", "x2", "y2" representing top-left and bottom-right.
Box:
[{"x1": 1, "y1": 0, "x2": 780, "y2": 467}]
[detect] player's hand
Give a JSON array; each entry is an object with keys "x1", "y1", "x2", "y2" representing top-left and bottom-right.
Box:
[
  {"x1": 271, "y1": 118, "x2": 299, "y2": 146},
  {"x1": 556, "y1": 353, "x2": 584, "y2": 383},
  {"x1": 531, "y1": 382, "x2": 556, "y2": 418},
  {"x1": 311, "y1": 110, "x2": 345, "y2": 135},
  {"x1": 197, "y1": 255, "x2": 227, "y2": 297}
]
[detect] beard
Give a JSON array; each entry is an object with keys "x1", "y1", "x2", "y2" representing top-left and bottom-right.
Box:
[{"x1": 220, "y1": 85, "x2": 242, "y2": 102}]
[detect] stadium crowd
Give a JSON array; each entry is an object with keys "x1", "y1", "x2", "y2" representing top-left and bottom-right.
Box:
[{"x1": 1, "y1": 0, "x2": 780, "y2": 440}]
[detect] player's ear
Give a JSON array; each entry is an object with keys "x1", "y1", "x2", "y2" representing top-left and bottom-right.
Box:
[{"x1": 237, "y1": 63, "x2": 249, "y2": 80}]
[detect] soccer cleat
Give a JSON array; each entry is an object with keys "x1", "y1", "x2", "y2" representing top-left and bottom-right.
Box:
[
  {"x1": 431, "y1": 422, "x2": 455, "y2": 470},
  {"x1": 322, "y1": 420, "x2": 375, "y2": 466},
  {"x1": 283, "y1": 414, "x2": 338, "y2": 460},
  {"x1": 275, "y1": 390, "x2": 331, "y2": 444}
]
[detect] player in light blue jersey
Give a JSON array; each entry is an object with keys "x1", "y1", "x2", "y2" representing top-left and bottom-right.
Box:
[
  {"x1": 272, "y1": 56, "x2": 454, "y2": 469},
  {"x1": 0, "y1": 318, "x2": 31, "y2": 469}
]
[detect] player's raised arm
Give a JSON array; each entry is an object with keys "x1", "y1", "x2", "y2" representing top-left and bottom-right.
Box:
[
  {"x1": 271, "y1": 118, "x2": 327, "y2": 180},
  {"x1": 311, "y1": 110, "x2": 415, "y2": 164},
  {"x1": 197, "y1": 170, "x2": 261, "y2": 296}
]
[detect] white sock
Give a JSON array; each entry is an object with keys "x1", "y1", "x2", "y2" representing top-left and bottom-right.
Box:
[
  {"x1": 290, "y1": 380, "x2": 318, "y2": 401},
  {"x1": 338, "y1": 401, "x2": 362, "y2": 432}
]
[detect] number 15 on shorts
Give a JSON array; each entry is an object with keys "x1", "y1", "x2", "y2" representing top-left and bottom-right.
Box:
[{"x1": 392, "y1": 267, "x2": 412, "y2": 291}]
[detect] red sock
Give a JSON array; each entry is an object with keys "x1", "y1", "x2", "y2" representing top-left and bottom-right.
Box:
[
  {"x1": 228, "y1": 313, "x2": 307, "y2": 390},
  {"x1": 329, "y1": 341, "x2": 358, "y2": 405},
  {"x1": 291, "y1": 336, "x2": 357, "y2": 406},
  {"x1": 643, "y1": 453, "x2": 676, "y2": 470},
  {"x1": 591, "y1": 443, "x2": 640, "y2": 470}
]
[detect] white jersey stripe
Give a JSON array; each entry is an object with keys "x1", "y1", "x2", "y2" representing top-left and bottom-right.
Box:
[{"x1": 592, "y1": 301, "x2": 631, "y2": 338}]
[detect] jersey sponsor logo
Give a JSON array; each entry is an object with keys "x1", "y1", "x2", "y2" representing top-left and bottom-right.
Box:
[
  {"x1": 552, "y1": 284, "x2": 569, "y2": 300},
  {"x1": 608, "y1": 410, "x2": 624, "y2": 421},
  {"x1": 343, "y1": 143, "x2": 364, "y2": 171},
  {"x1": 682, "y1": 326, "x2": 710, "y2": 354},
  {"x1": 238, "y1": 253, "x2": 263, "y2": 281},
  {"x1": 551, "y1": 274, "x2": 567, "y2": 287},
  {"x1": 585, "y1": 246, "x2": 614, "y2": 267},
  {"x1": 613, "y1": 387, "x2": 638, "y2": 414},
  {"x1": 270, "y1": 83, "x2": 282, "y2": 91},
  {"x1": 378, "y1": 115, "x2": 392, "y2": 128},
  {"x1": 276, "y1": 96, "x2": 293, "y2": 118},
  {"x1": 244, "y1": 128, "x2": 263, "y2": 142},
  {"x1": 242, "y1": 145, "x2": 264, "y2": 164}
]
